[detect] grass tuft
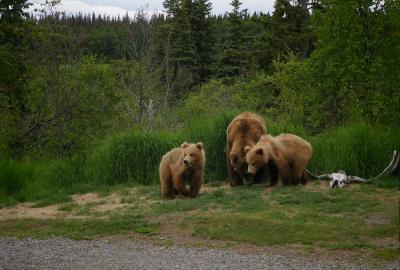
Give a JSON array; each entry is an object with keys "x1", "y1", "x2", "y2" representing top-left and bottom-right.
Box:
[{"x1": 88, "y1": 130, "x2": 180, "y2": 186}]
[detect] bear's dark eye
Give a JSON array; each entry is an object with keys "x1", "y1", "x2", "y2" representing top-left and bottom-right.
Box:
[
  {"x1": 190, "y1": 154, "x2": 193, "y2": 157},
  {"x1": 252, "y1": 162, "x2": 255, "y2": 166}
]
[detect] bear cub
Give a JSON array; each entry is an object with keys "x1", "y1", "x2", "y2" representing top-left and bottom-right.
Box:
[
  {"x1": 159, "y1": 142, "x2": 205, "y2": 199},
  {"x1": 245, "y1": 134, "x2": 312, "y2": 186}
]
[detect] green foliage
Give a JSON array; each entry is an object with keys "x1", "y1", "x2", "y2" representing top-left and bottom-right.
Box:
[
  {"x1": 23, "y1": 55, "x2": 119, "y2": 158},
  {"x1": 273, "y1": 54, "x2": 324, "y2": 132},
  {"x1": 162, "y1": 0, "x2": 212, "y2": 84},
  {"x1": 2, "y1": 116, "x2": 398, "y2": 208},
  {"x1": 309, "y1": 0, "x2": 400, "y2": 125},
  {"x1": 180, "y1": 75, "x2": 279, "y2": 120},
  {"x1": 183, "y1": 112, "x2": 236, "y2": 182},
  {"x1": 215, "y1": 0, "x2": 250, "y2": 78},
  {"x1": 1, "y1": 0, "x2": 399, "y2": 216},
  {"x1": 49, "y1": 154, "x2": 87, "y2": 188},
  {"x1": 309, "y1": 122, "x2": 400, "y2": 178},
  {"x1": 0, "y1": 0, "x2": 31, "y2": 23},
  {"x1": 0, "y1": 159, "x2": 34, "y2": 205},
  {"x1": 88, "y1": 130, "x2": 180, "y2": 185}
]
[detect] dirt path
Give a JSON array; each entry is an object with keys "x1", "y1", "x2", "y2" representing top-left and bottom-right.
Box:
[{"x1": 1, "y1": 237, "x2": 398, "y2": 270}]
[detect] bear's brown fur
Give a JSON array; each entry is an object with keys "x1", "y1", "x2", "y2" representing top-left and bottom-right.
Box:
[
  {"x1": 226, "y1": 112, "x2": 267, "y2": 186},
  {"x1": 159, "y1": 142, "x2": 205, "y2": 199},
  {"x1": 245, "y1": 134, "x2": 312, "y2": 185}
]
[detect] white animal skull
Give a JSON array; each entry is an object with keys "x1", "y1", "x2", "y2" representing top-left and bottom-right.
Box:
[{"x1": 329, "y1": 171, "x2": 347, "y2": 188}]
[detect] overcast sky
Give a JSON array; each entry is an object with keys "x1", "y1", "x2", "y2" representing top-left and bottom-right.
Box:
[{"x1": 29, "y1": 0, "x2": 275, "y2": 17}]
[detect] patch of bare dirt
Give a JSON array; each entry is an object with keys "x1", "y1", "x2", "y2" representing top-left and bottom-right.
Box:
[
  {"x1": 304, "y1": 180, "x2": 331, "y2": 191},
  {"x1": 262, "y1": 186, "x2": 273, "y2": 197},
  {"x1": 72, "y1": 193, "x2": 100, "y2": 204},
  {"x1": 89, "y1": 193, "x2": 125, "y2": 213},
  {"x1": 200, "y1": 183, "x2": 232, "y2": 194},
  {"x1": 370, "y1": 189, "x2": 400, "y2": 203},
  {"x1": 365, "y1": 215, "x2": 390, "y2": 226},
  {"x1": 0, "y1": 204, "x2": 60, "y2": 221},
  {"x1": 368, "y1": 237, "x2": 399, "y2": 249},
  {"x1": 0, "y1": 190, "x2": 138, "y2": 220}
]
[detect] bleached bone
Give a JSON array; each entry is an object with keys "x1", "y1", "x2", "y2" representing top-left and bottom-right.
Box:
[{"x1": 306, "y1": 150, "x2": 399, "y2": 187}]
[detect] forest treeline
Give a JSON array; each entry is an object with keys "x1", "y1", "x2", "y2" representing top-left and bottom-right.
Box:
[{"x1": 0, "y1": 0, "x2": 399, "y2": 159}]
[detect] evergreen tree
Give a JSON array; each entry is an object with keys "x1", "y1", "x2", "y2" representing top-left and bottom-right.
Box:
[
  {"x1": 191, "y1": 0, "x2": 212, "y2": 81},
  {"x1": 216, "y1": 0, "x2": 249, "y2": 78},
  {"x1": 161, "y1": 0, "x2": 212, "y2": 87},
  {"x1": 0, "y1": 0, "x2": 31, "y2": 23}
]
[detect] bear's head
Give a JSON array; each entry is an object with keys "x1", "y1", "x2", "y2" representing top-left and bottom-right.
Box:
[
  {"x1": 181, "y1": 142, "x2": 205, "y2": 169},
  {"x1": 230, "y1": 151, "x2": 253, "y2": 185},
  {"x1": 244, "y1": 145, "x2": 270, "y2": 177}
]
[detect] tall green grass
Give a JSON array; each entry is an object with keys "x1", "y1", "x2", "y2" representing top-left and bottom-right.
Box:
[
  {"x1": 0, "y1": 159, "x2": 34, "y2": 205},
  {"x1": 309, "y1": 122, "x2": 400, "y2": 178},
  {"x1": 88, "y1": 130, "x2": 180, "y2": 185},
  {"x1": 1, "y1": 116, "x2": 398, "y2": 207},
  {"x1": 183, "y1": 112, "x2": 235, "y2": 182}
]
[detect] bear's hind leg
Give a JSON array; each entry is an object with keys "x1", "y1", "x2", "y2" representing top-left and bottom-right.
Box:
[
  {"x1": 161, "y1": 175, "x2": 174, "y2": 199},
  {"x1": 160, "y1": 163, "x2": 174, "y2": 199},
  {"x1": 277, "y1": 160, "x2": 295, "y2": 186},
  {"x1": 300, "y1": 170, "x2": 308, "y2": 185}
]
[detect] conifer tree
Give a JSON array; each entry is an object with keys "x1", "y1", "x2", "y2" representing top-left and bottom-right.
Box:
[{"x1": 216, "y1": 0, "x2": 248, "y2": 78}]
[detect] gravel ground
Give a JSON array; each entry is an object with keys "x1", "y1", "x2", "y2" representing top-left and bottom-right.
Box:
[{"x1": 0, "y1": 237, "x2": 398, "y2": 270}]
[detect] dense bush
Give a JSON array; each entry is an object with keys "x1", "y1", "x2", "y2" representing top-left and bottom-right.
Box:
[
  {"x1": 88, "y1": 130, "x2": 180, "y2": 185},
  {"x1": 309, "y1": 122, "x2": 400, "y2": 178},
  {"x1": 0, "y1": 159, "x2": 34, "y2": 205},
  {"x1": 183, "y1": 112, "x2": 236, "y2": 182}
]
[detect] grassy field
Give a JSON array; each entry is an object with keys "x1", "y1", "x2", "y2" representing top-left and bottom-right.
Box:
[
  {"x1": 1, "y1": 114, "x2": 399, "y2": 206},
  {"x1": 0, "y1": 115, "x2": 399, "y2": 261},
  {"x1": 0, "y1": 179, "x2": 398, "y2": 261}
]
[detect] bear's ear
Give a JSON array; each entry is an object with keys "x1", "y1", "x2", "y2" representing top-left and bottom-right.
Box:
[
  {"x1": 244, "y1": 146, "x2": 251, "y2": 153},
  {"x1": 196, "y1": 142, "x2": 203, "y2": 150},
  {"x1": 181, "y1": 142, "x2": 189, "y2": 148},
  {"x1": 256, "y1": 148, "x2": 263, "y2": 156}
]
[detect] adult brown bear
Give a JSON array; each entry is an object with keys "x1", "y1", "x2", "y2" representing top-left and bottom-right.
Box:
[
  {"x1": 159, "y1": 142, "x2": 205, "y2": 199},
  {"x1": 245, "y1": 134, "x2": 312, "y2": 185},
  {"x1": 226, "y1": 112, "x2": 267, "y2": 186}
]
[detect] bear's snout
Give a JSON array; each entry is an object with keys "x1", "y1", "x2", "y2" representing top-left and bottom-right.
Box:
[{"x1": 183, "y1": 160, "x2": 189, "y2": 165}]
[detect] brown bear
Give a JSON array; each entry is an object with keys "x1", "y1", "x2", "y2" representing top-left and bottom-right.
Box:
[
  {"x1": 226, "y1": 112, "x2": 267, "y2": 186},
  {"x1": 159, "y1": 142, "x2": 205, "y2": 199},
  {"x1": 244, "y1": 134, "x2": 312, "y2": 186}
]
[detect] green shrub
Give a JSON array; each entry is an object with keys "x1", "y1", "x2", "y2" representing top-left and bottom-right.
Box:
[
  {"x1": 49, "y1": 154, "x2": 87, "y2": 187},
  {"x1": 183, "y1": 112, "x2": 236, "y2": 183},
  {"x1": 266, "y1": 118, "x2": 309, "y2": 138},
  {"x1": 309, "y1": 122, "x2": 400, "y2": 178},
  {"x1": 0, "y1": 159, "x2": 35, "y2": 205},
  {"x1": 88, "y1": 130, "x2": 180, "y2": 185}
]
